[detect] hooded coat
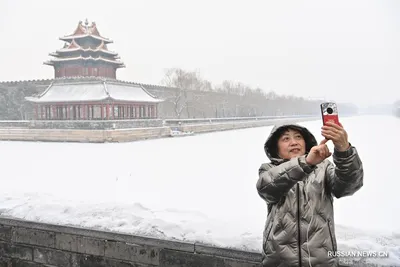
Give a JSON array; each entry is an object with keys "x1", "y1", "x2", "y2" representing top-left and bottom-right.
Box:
[{"x1": 256, "y1": 123, "x2": 363, "y2": 267}]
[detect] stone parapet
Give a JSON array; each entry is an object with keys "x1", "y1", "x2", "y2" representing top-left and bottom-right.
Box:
[{"x1": 0, "y1": 117, "x2": 319, "y2": 143}]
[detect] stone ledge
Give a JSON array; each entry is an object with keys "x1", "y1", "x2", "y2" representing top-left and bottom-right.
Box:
[
  {"x1": 0, "y1": 217, "x2": 194, "y2": 253},
  {"x1": 0, "y1": 117, "x2": 320, "y2": 143},
  {"x1": 0, "y1": 217, "x2": 378, "y2": 266},
  {"x1": 159, "y1": 249, "x2": 261, "y2": 267},
  {"x1": 0, "y1": 216, "x2": 261, "y2": 264},
  {"x1": 194, "y1": 243, "x2": 262, "y2": 262}
]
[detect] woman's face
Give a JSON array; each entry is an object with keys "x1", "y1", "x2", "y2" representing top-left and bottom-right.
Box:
[{"x1": 277, "y1": 129, "x2": 306, "y2": 159}]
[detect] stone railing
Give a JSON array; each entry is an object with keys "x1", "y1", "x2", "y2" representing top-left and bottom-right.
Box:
[
  {"x1": 0, "y1": 127, "x2": 171, "y2": 143},
  {"x1": 0, "y1": 115, "x2": 316, "y2": 130},
  {"x1": 0, "y1": 216, "x2": 379, "y2": 266},
  {"x1": 0, "y1": 119, "x2": 163, "y2": 130},
  {"x1": 174, "y1": 116, "x2": 320, "y2": 134},
  {"x1": 0, "y1": 116, "x2": 320, "y2": 143},
  {"x1": 163, "y1": 114, "x2": 317, "y2": 126},
  {"x1": 0, "y1": 216, "x2": 261, "y2": 267}
]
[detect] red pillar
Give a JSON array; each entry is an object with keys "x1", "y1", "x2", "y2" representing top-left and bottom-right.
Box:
[
  {"x1": 52, "y1": 105, "x2": 56, "y2": 120},
  {"x1": 106, "y1": 104, "x2": 110, "y2": 119},
  {"x1": 66, "y1": 105, "x2": 70, "y2": 120},
  {"x1": 83, "y1": 104, "x2": 87, "y2": 120},
  {"x1": 155, "y1": 105, "x2": 158, "y2": 118},
  {"x1": 34, "y1": 105, "x2": 38, "y2": 120},
  {"x1": 101, "y1": 104, "x2": 104, "y2": 119}
]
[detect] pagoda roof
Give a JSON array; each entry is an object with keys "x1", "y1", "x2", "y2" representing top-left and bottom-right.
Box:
[
  {"x1": 44, "y1": 55, "x2": 125, "y2": 67},
  {"x1": 25, "y1": 79, "x2": 164, "y2": 104},
  {"x1": 51, "y1": 40, "x2": 118, "y2": 56},
  {"x1": 60, "y1": 20, "x2": 113, "y2": 44}
]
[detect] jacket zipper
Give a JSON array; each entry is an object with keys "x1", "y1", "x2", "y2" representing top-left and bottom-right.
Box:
[
  {"x1": 297, "y1": 183, "x2": 302, "y2": 266},
  {"x1": 327, "y1": 219, "x2": 336, "y2": 252}
]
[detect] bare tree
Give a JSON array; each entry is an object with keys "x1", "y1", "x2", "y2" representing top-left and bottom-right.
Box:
[
  {"x1": 0, "y1": 85, "x2": 28, "y2": 120},
  {"x1": 158, "y1": 68, "x2": 357, "y2": 119},
  {"x1": 161, "y1": 69, "x2": 188, "y2": 118},
  {"x1": 161, "y1": 68, "x2": 212, "y2": 118}
]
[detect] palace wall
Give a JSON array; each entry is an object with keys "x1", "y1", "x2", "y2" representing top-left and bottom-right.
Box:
[
  {"x1": 0, "y1": 116, "x2": 318, "y2": 143},
  {"x1": 0, "y1": 78, "x2": 322, "y2": 121}
]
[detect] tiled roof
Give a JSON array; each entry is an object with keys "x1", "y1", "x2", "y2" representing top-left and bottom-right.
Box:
[
  {"x1": 43, "y1": 55, "x2": 125, "y2": 67},
  {"x1": 25, "y1": 80, "x2": 163, "y2": 104},
  {"x1": 60, "y1": 20, "x2": 112, "y2": 44}
]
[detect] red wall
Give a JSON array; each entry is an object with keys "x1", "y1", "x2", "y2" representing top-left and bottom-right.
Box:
[{"x1": 55, "y1": 64, "x2": 116, "y2": 79}]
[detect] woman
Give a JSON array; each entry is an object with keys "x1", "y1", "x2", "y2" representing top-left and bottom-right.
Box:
[{"x1": 256, "y1": 121, "x2": 363, "y2": 266}]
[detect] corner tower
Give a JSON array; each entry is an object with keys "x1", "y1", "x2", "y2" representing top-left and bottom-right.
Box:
[{"x1": 44, "y1": 19, "x2": 125, "y2": 79}]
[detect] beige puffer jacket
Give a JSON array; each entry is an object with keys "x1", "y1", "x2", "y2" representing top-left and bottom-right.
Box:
[{"x1": 256, "y1": 123, "x2": 363, "y2": 267}]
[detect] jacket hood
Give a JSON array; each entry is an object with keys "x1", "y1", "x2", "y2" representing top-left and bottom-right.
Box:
[{"x1": 264, "y1": 123, "x2": 317, "y2": 163}]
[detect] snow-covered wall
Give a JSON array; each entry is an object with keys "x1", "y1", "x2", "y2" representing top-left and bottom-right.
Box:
[
  {"x1": 0, "y1": 216, "x2": 261, "y2": 267},
  {"x1": 0, "y1": 78, "x2": 334, "y2": 120},
  {"x1": 0, "y1": 116, "x2": 319, "y2": 143},
  {"x1": 0, "y1": 119, "x2": 163, "y2": 130},
  {"x1": 0, "y1": 217, "x2": 382, "y2": 266}
]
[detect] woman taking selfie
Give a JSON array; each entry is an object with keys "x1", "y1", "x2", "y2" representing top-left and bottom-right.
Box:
[{"x1": 256, "y1": 121, "x2": 363, "y2": 267}]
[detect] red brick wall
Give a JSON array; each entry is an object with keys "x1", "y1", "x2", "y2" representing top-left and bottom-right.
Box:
[{"x1": 54, "y1": 64, "x2": 116, "y2": 79}]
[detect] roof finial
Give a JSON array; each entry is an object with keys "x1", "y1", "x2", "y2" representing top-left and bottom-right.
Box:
[{"x1": 84, "y1": 18, "x2": 89, "y2": 26}]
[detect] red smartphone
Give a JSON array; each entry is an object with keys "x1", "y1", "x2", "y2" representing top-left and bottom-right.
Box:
[{"x1": 320, "y1": 102, "x2": 340, "y2": 125}]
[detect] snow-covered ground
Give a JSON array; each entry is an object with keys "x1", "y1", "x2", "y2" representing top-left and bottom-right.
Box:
[{"x1": 0, "y1": 115, "x2": 399, "y2": 265}]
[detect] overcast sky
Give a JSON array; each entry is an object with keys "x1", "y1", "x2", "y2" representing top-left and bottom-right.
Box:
[{"x1": 0, "y1": 0, "x2": 399, "y2": 107}]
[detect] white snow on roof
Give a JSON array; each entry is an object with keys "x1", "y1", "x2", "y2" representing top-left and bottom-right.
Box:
[
  {"x1": 27, "y1": 82, "x2": 108, "y2": 103},
  {"x1": 25, "y1": 81, "x2": 163, "y2": 103},
  {"x1": 60, "y1": 34, "x2": 112, "y2": 43},
  {"x1": 106, "y1": 83, "x2": 163, "y2": 103},
  {"x1": 48, "y1": 56, "x2": 124, "y2": 65},
  {"x1": 55, "y1": 47, "x2": 118, "y2": 56}
]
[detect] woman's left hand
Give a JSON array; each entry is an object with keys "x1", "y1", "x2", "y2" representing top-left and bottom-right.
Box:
[{"x1": 321, "y1": 122, "x2": 350, "y2": 152}]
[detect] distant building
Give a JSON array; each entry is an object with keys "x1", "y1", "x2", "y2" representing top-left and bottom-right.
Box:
[{"x1": 25, "y1": 19, "x2": 163, "y2": 120}]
